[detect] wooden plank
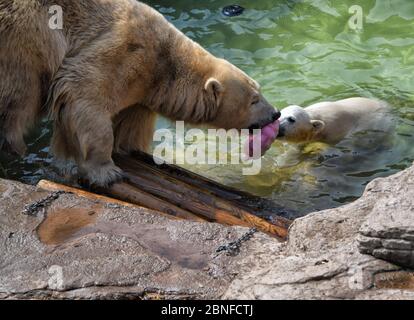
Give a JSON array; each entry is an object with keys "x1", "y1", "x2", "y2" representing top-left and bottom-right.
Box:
[
  {"x1": 37, "y1": 180, "x2": 140, "y2": 209},
  {"x1": 105, "y1": 182, "x2": 206, "y2": 222},
  {"x1": 119, "y1": 151, "x2": 296, "y2": 220},
  {"x1": 37, "y1": 180, "x2": 204, "y2": 222},
  {"x1": 39, "y1": 152, "x2": 293, "y2": 240},
  {"x1": 116, "y1": 155, "x2": 291, "y2": 239}
]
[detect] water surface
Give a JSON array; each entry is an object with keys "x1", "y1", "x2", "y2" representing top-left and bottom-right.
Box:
[{"x1": 1, "y1": 0, "x2": 413, "y2": 216}]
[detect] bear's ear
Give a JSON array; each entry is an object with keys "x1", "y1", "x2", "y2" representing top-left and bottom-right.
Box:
[
  {"x1": 311, "y1": 120, "x2": 325, "y2": 133},
  {"x1": 204, "y1": 78, "x2": 223, "y2": 105}
]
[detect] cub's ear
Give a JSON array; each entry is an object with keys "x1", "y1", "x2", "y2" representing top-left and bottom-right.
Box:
[
  {"x1": 204, "y1": 78, "x2": 223, "y2": 105},
  {"x1": 311, "y1": 120, "x2": 325, "y2": 133}
]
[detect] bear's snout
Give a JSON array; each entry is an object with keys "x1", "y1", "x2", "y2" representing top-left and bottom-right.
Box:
[
  {"x1": 249, "y1": 109, "x2": 280, "y2": 132},
  {"x1": 272, "y1": 110, "x2": 281, "y2": 121}
]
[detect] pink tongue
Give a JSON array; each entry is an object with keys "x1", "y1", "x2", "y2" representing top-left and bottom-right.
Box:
[{"x1": 244, "y1": 120, "x2": 279, "y2": 159}]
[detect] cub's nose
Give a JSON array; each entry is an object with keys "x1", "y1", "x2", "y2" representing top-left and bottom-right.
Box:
[{"x1": 271, "y1": 110, "x2": 281, "y2": 121}]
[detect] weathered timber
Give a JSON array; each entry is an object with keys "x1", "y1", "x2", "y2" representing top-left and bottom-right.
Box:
[
  {"x1": 121, "y1": 151, "x2": 296, "y2": 220},
  {"x1": 38, "y1": 152, "x2": 293, "y2": 239},
  {"x1": 106, "y1": 182, "x2": 206, "y2": 222},
  {"x1": 115, "y1": 154, "x2": 291, "y2": 239},
  {"x1": 37, "y1": 180, "x2": 203, "y2": 222}
]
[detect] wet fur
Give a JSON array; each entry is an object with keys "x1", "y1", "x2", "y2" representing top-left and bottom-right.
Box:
[
  {"x1": 279, "y1": 98, "x2": 393, "y2": 144},
  {"x1": 0, "y1": 0, "x2": 277, "y2": 186}
]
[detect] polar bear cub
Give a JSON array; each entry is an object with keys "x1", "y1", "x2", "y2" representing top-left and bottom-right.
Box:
[{"x1": 278, "y1": 97, "x2": 392, "y2": 144}]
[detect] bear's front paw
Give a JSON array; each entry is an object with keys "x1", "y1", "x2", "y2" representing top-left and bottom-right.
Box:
[
  {"x1": 78, "y1": 162, "x2": 125, "y2": 189},
  {"x1": 0, "y1": 135, "x2": 27, "y2": 156}
]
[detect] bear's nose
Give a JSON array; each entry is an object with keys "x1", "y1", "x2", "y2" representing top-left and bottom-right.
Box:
[{"x1": 272, "y1": 110, "x2": 281, "y2": 121}]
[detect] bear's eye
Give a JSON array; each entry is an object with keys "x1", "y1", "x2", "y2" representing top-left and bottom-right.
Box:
[
  {"x1": 251, "y1": 95, "x2": 260, "y2": 106},
  {"x1": 288, "y1": 117, "x2": 296, "y2": 124}
]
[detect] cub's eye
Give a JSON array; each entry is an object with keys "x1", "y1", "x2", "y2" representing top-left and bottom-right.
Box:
[{"x1": 288, "y1": 117, "x2": 296, "y2": 123}]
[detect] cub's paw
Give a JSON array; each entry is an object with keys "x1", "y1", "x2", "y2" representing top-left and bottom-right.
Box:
[{"x1": 79, "y1": 162, "x2": 125, "y2": 189}]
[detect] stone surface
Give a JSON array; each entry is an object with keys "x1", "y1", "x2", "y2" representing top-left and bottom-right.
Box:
[
  {"x1": 358, "y1": 171, "x2": 414, "y2": 268},
  {"x1": 0, "y1": 178, "x2": 279, "y2": 299},
  {"x1": 224, "y1": 164, "x2": 414, "y2": 299},
  {"x1": 1, "y1": 164, "x2": 414, "y2": 300}
]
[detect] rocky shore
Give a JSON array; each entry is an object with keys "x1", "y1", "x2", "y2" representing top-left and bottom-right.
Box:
[{"x1": 0, "y1": 163, "x2": 413, "y2": 299}]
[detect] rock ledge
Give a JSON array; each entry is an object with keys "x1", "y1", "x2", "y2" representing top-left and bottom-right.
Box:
[{"x1": 1, "y1": 163, "x2": 413, "y2": 300}]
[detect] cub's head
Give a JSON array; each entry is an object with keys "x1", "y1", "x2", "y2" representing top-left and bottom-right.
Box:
[
  {"x1": 204, "y1": 59, "x2": 280, "y2": 131},
  {"x1": 278, "y1": 105, "x2": 325, "y2": 142}
]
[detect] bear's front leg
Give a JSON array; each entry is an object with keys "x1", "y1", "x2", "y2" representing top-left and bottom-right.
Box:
[
  {"x1": 52, "y1": 101, "x2": 124, "y2": 188},
  {"x1": 48, "y1": 36, "x2": 148, "y2": 187},
  {"x1": 113, "y1": 105, "x2": 157, "y2": 154}
]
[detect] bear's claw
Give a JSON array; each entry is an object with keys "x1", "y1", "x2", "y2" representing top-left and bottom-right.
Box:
[
  {"x1": 78, "y1": 162, "x2": 125, "y2": 189},
  {"x1": 0, "y1": 137, "x2": 5, "y2": 152}
]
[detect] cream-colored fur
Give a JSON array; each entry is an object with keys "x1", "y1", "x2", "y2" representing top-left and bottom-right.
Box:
[
  {"x1": 278, "y1": 97, "x2": 393, "y2": 144},
  {"x1": 0, "y1": 0, "x2": 279, "y2": 186}
]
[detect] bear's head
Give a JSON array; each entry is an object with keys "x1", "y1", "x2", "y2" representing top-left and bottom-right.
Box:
[
  {"x1": 278, "y1": 105, "x2": 325, "y2": 142},
  {"x1": 203, "y1": 59, "x2": 280, "y2": 132}
]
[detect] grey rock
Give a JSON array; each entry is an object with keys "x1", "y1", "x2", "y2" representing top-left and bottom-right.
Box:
[
  {"x1": 0, "y1": 178, "x2": 278, "y2": 300},
  {"x1": 224, "y1": 164, "x2": 414, "y2": 300},
  {"x1": 2, "y1": 163, "x2": 414, "y2": 300},
  {"x1": 358, "y1": 166, "x2": 414, "y2": 268}
]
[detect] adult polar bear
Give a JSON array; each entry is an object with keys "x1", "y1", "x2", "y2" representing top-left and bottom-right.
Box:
[{"x1": 0, "y1": 0, "x2": 280, "y2": 186}]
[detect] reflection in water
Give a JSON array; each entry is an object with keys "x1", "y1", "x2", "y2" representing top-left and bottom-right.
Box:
[
  {"x1": 1, "y1": 0, "x2": 413, "y2": 216},
  {"x1": 172, "y1": 122, "x2": 407, "y2": 215}
]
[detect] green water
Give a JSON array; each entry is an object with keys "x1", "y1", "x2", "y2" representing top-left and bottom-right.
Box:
[{"x1": 1, "y1": 0, "x2": 413, "y2": 216}]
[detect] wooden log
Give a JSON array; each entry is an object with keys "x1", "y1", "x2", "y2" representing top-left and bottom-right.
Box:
[
  {"x1": 118, "y1": 151, "x2": 296, "y2": 220},
  {"x1": 115, "y1": 155, "x2": 291, "y2": 239},
  {"x1": 37, "y1": 180, "x2": 140, "y2": 209},
  {"x1": 38, "y1": 154, "x2": 292, "y2": 239},
  {"x1": 115, "y1": 154, "x2": 292, "y2": 228},
  {"x1": 37, "y1": 180, "x2": 204, "y2": 222},
  {"x1": 106, "y1": 182, "x2": 206, "y2": 222},
  {"x1": 124, "y1": 151, "x2": 251, "y2": 200},
  {"x1": 124, "y1": 173, "x2": 250, "y2": 227}
]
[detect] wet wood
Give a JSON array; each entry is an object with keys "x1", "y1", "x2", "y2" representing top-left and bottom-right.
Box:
[
  {"x1": 120, "y1": 151, "x2": 295, "y2": 220},
  {"x1": 123, "y1": 173, "x2": 250, "y2": 227},
  {"x1": 38, "y1": 152, "x2": 293, "y2": 239},
  {"x1": 105, "y1": 182, "x2": 206, "y2": 223},
  {"x1": 38, "y1": 180, "x2": 139, "y2": 209},
  {"x1": 115, "y1": 154, "x2": 292, "y2": 239},
  {"x1": 37, "y1": 180, "x2": 188, "y2": 221}
]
